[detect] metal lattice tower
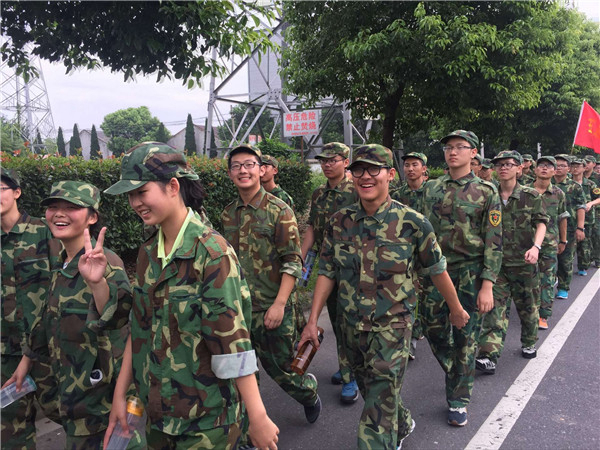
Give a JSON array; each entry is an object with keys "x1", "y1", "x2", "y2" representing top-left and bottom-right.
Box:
[{"x1": 1, "y1": 48, "x2": 56, "y2": 152}]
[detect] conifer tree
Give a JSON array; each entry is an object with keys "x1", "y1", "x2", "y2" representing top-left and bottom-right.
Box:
[
  {"x1": 156, "y1": 122, "x2": 169, "y2": 143},
  {"x1": 70, "y1": 123, "x2": 82, "y2": 156},
  {"x1": 90, "y1": 124, "x2": 101, "y2": 159},
  {"x1": 184, "y1": 113, "x2": 197, "y2": 156},
  {"x1": 57, "y1": 127, "x2": 66, "y2": 156}
]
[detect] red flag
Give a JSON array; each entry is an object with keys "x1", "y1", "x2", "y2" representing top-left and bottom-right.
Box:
[{"x1": 573, "y1": 101, "x2": 600, "y2": 154}]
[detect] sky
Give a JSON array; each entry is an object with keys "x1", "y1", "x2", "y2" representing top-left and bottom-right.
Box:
[{"x1": 9, "y1": 0, "x2": 600, "y2": 141}]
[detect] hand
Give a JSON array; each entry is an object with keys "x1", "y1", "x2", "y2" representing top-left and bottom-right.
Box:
[
  {"x1": 524, "y1": 246, "x2": 539, "y2": 265},
  {"x1": 1, "y1": 356, "x2": 32, "y2": 390},
  {"x1": 576, "y1": 229, "x2": 585, "y2": 242},
  {"x1": 477, "y1": 286, "x2": 494, "y2": 314},
  {"x1": 248, "y1": 413, "x2": 279, "y2": 450},
  {"x1": 79, "y1": 227, "x2": 108, "y2": 285},
  {"x1": 103, "y1": 394, "x2": 128, "y2": 448},
  {"x1": 557, "y1": 242, "x2": 566, "y2": 255},
  {"x1": 264, "y1": 304, "x2": 285, "y2": 330},
  {"x1": 449, "y1": 308, "x2": 470, "y2": 329},
  {"x1": 297, "y1": 322, "x2": 321, "y2": 351}
]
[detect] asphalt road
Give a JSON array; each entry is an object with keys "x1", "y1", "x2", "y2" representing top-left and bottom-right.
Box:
[{"x1": 36, "y1": 266, "x2": 599, "y2": 450}]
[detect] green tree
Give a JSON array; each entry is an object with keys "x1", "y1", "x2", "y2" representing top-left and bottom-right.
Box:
[
  {"x1": 282, "y1": 1, "x2": 570, "y2": 149},
  {"x1": 101, "y1": 106, "x2": 162, "y2": 156},
  {"x1": 1, "y1": 1, "x2": 275, "y2": 84},
  {"x1": 69, "y1": 123, "x2": 82, "y2": 156},
  {"x1": 90, "y1": 124, "x2": 101, "y2": 160},
  {"x1": 0, "y1": 117, "x2": 25, "y2": 154},
  {"x1": 184, "y1": 114, "x2": 197, "y2": 156},
  {"x1": 57, "y1": 126, "x2": 66, "y2": 156},
  {"x1": 156, "y1": 122, "x2": 170, "y2": 144}
]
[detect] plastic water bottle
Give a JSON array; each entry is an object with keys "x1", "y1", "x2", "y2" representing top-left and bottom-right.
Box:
[
  {"x1": 290, "y1": 327, "x2": 324, "y2": 375},
  {"x1": 300, "y1": 249, "x2": 317, "y2": 287},
  {"x1": 1, "y1": 375, "x2": 37, "y2": 408},
  {"x1": 106, "y1": 397, "x2": 144, "y2": 449}
]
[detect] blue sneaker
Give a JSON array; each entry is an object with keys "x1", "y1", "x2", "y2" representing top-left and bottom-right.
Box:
[
  {"x1": 448, "y1": 407, "x2": 467, "y2": 426},
  {"x1": 341, "y1": 380, "x2": 359, "y2": 404},
  {"x1": 330, "y1": 370, "x2": 342, "y2": 385},
  {"x1": 556, "y1": 289, "x2": 569, "y2": 299},
  {"x1": 578, "y1": 270, "x2": 588, "y2": 276}
]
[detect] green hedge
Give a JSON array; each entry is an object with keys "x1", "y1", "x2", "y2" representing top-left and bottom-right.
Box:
[{"x1": 2, "y1": 154, "x2": 312, "y2": 254}]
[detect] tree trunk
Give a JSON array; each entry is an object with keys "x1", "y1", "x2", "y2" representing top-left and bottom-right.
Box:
[{"x1": 381, "y1": 85, "x2": 404, "y2": 150}]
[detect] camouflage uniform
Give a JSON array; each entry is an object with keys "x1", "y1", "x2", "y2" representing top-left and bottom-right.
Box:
[
  {"x1": 576, "y1": 176, "x2": 598, "y2": 271},
  {"x1": 554, "y1": 176, "x2": 586, "y2": 292},
  {"x1": 270, "y1": 185, "x2": 295, "y2": 210},
  {"x1": 421, "y1": 171, "x2": 502, "y2": 408},
  {"x1": 1, "y1": 208, "x2": 60, "y2": 449},
  {"x1": 222, "y1": 187, "x2": 318, "y2": 408},
  {"x1": 319, "y1": 194, "x2": 447, "y2": 449},
  {"x1": 478, "y1": 183, "x2": 548, "y2": 363},
  {"x1": 526, "y1": 180, "x2": 569, "y2": 320},
  {"x1": 131, "y1": 210, "x2": 257, "y2": 446},
  {"x1": 308, "y1": 168, "x2": 357, "y2": 384}
]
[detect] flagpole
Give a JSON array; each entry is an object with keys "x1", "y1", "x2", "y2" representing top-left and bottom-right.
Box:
[{"x1": 572, "y1": 100, "x2": 586, "y2": 148}]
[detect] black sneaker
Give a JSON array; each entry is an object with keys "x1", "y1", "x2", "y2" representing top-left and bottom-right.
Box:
[
  {"x1": 475, "y1": 357, "x2": 496, "y2": 375},
  {"x1": 304, "y1": 395, "x2": 322, "y2": 424},
  {"x1": 522, "y1": 345, "x2": 537, "y2": 359},
  {"x1": 397, "y1": 419, "x2": 416, "y2": 450}
]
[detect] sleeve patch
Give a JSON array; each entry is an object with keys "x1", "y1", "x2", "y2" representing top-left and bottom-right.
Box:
[{"x1": 489, "y1": 209, "x2": 502, "y2": 227}]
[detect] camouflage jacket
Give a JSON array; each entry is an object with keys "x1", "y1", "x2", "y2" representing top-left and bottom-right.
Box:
[
  {"x1": 582, "y1": 177, "x2": 599, "y2": 226},
  {"x1": 308, "y1": 176, "x2": 357, "y2": 251},
  {"x1": 422, "y1": 172, "x2": 502, "y2": 282},
  {"x1": 553, "y1": 177, "x2": 587, "y2": 232},
  {"x1": 270, "y1": 185, "x2": 295, "y2": 211},
  {"x1": 27, "y1": 244, "x2": 132, "y2": 436},
  {"x1": 132, "y1": 211, "x2": 256, "y2": 435},
  {"x1": 519, "y1": 172, "x2": 536, "y2": 185},
  {"x1": 1, "y1": 213, "x2": 59, "y2": 356},
  {"x1": 527, "y1": 182, "x2": 569, "y2": 254},
  {"x1": 498, "y1": 183, "x2": 549, "y2": 267},
  {"x1": 319, "y1": 197, "x2": 447, "y2": 332},
  {"x1": 222, "y1": 187, "x2": 302, "y2": 311},
  {"x1": 390, "y1": 180, "x2": 430, "y2": 214}
]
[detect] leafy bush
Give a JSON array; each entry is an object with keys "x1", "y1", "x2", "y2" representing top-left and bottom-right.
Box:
[{"x1": 2, "y1": 153, "x2": 313, "y2": 254}]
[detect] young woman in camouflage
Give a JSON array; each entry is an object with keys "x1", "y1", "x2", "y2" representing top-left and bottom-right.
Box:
[
  {"x1": 4, "y1": 180, "x2": 133, "y2": 449},
  {"x1": 104, "y1": 142, "x2": 279, "y2": 450}
]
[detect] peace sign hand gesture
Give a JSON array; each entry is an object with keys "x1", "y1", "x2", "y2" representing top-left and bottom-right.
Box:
[{"x1": 79, "y1": 227, "x2": 108, "y2": 285}]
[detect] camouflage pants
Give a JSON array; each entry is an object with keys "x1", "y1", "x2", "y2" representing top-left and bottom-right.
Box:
[
  {"x1": 576, "y1": 236, "x2": 592, "y2": 271},
  {"x1": 478, "y1": 265, "x2": 540, "y2": 363},
  {"x1": 1, "y1": 355, "x2": 36, "y2": 450},
  {"x1": 341, "y1": 322, "x2": 413, "y2": 450},
  {"x1": 146, "y1": 422, "x2": 241, "y2": 450},
  {"x1": 421, "y1": 264, "x2": 483, "y2": 409},
  {"x1": 557, "y1": 235, "x2": 576, "y2": 291},
  {"x1": 538, "y1": 251, "x2": 558, "y2": 319},
  {"x1": 326, "y1": 285, "x2": 354, "y2": 384},
  {"x1": 251, "y1": 308, "x2": 318, "y2": 406}
]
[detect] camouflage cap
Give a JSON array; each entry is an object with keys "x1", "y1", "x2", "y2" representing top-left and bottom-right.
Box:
[
  {"x1": 42, "y1": 181, "x2": 100, "y2": 210},
  {"x1": 481, "y1": 158, "x2": 493, "y2": 169},
  {"x1": 584, "y1": 155, "x2": 597, "y2": 164},
  {"x1": 349, "y1": 144, "x2": 393, "y2": 168},
  {"x1": 1, "y1": 167, "x2": 21, "y2": 188},
  {"x1": 261, "y1": 154, "x2": 279, "y2": 168},
  {"x1": 492, "y1": 150, "x2": 523, "y2": 165},
  {"x1": 315, "y1": 142, "x2": 350, "y2": 160},
  {"x1": 402, "y1": 152, "x2": 427, "y2": 165},
  {"x1": 537, "y1": 155, "x2": 557, "y2": 169},
  {"x1": 570, "y1": 156, "x2": 585, "y2": 165},
  {"x1": 473, "y1": 154, "x2": 483, "y2": 164},
  {"x1": 522, "y1": 153, "x2": 534, "y2": 162},
  {"x1": 227, "y1": 143, "x2": 262, "y2": 163},
  {"x1": 440, "y1": 130, "x2": 479, "y2": 149},
  {"x1": 555, "y1": 154, "x2": 572, "y2": 164},
  {"x1": 105, "y1": 142, "x2": 199, "y2": 195}
]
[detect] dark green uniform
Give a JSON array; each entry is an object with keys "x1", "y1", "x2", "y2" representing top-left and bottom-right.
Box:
[
  {"x1": 576, "y1": 178, "x2": 598, "y2": 271},
  {"x1": 270, "y1": 184, "x2": 295, "y2": 211}
]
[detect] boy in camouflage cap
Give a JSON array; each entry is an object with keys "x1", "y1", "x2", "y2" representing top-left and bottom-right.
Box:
[
  {"x1": 300, "y1": 144, "x2": 469, "y2": 449},
  {"x1": 477, "y1": 151, "x2": 548, "y2": 372},
  {"x1": 301, "y1": 142, "x2": 360, "y2": 403},
  {"x1": 583, "y1": 155, "x2": 600, "y2": 267},
  {"x1": 470, "y1": 154, "x2": 483, "y2": 177},
  {"x1": 260, "y1": 154, "x2": 295, "y2": 210},
  {"x1": 479, "y1": 158, "x2": 494, "y2": 181},
  {"x1": 421, "y1": 130, "x2": 502, "y2": 426},
  {"x1": 519, "y1": 153, "x2": 536, "y2": 184},
  {"x1": 1, "y1": 168, "x2": 62, "y2": 449},
  {"x1": 222, "y1": 144, "x2": 322, "y2": 424}
]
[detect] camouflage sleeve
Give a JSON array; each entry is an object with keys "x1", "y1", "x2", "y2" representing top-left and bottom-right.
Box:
[
  {"x1": 558, "y1": 190, "x2": 570, "y2": 220},
  {"x1": 480, "y1": 186, "x2": 503, "y2": 283},
  {"x1": 574, "y1": 183, "x2": 587, "y2": 210},
  {"x1": 317, "y1": 215, "x2": 337, "y2": 280},
  {"x1": 275, "y1": 204, "x2": 302, "y2": 278},
  {"x1": 23, "y1": 311, "x2": 49, "y2": 360},
  {"x1": 197, "y1": 244, "x2": 257, "y2": 379},
  {"x1": 532, "y1": 192, "x2": 550, "y2": 225},
  {"x1": 414, "y1": 215, "x2": 447, "y2": 277},
  {"x1": 87, "y1": 250, "x2": 132, "y2": 333},
  {"x1": 307, "y1": 186, "x2": 323, "y2": 226}
]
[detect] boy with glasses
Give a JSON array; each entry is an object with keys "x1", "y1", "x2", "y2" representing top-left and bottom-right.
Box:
[
  {"x1": 421, "y1": 130, "x2": 502, "y2": 427},
  {"x1": 476, "y1": 151, "x2": 547, "y2": 374},
  {"x1": 300, "y1": 144, "x2": 469, "y2": 450},
  {"x1": 301, "y1": 142, "x2": 359, "y2": 404},
  {"x1": 553, "y1": 155, "x2": 586, "y2": 299},
  {"x1": 222, "y1": 144, "x2": 322, "y2": 425}
]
